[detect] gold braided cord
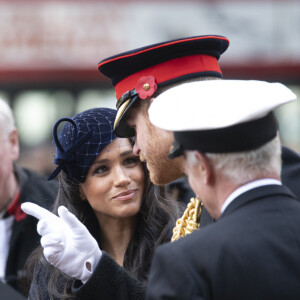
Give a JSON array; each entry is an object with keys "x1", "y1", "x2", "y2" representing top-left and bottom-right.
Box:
[{"x1": 171, "y1": 197, "x2": 203, "y2": 242}]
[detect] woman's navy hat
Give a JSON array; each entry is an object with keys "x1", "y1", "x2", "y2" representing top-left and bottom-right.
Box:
[
  {"x1": 48, "y1": 107, "x2": 117, "y2": 183},
  {"x1": 97, "y1": 35, "x2": 230, "y2": 138}
]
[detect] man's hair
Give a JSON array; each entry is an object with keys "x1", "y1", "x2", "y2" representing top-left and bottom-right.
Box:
[
  {"x1": 0, "y1": 98, "x2": 15, "y2": 138},
  {"x1": 186, "y1": 135, "x2": 282, "y2": 185}
]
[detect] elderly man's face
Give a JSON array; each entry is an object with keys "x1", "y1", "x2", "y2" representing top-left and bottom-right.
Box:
[
  {"x1": 126, "y1": 106, "x2": 184, "y2": 185},
  {"x1": 0, "y1": 128, "x2": 19, "y2": 210}
]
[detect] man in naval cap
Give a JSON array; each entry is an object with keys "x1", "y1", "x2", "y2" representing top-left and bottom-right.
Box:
[{"x1": 146, "y1": 80, "x2": 300, "y2": 300}]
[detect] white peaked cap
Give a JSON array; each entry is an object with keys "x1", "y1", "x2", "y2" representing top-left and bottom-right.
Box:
[
  {"x1": 148, "y1": 80, "x2": 296, "y2": 155},
  {"x1": 149, "y1": 80, "x2": 296, "y2": 132}
]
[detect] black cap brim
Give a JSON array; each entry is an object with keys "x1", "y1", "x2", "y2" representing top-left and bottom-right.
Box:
[{"x1": 113, "y1": 94, "x2": 139, "y2": 138}]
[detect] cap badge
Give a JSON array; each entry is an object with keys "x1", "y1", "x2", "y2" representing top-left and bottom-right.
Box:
[
  {"x1": 135, "y1": 75, "x2": 157, "y2": 99},
  {"x1": 143, "y1": 83, "x2": 150, "y2": 91}
]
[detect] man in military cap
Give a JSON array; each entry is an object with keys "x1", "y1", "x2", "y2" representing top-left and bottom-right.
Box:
[
  {"x1": 98, "y1": 34, "x2": 300, "y2": 208},
  {"x1": 98, "y1": 35, "x2": 230, "y2": 226},
  {"x1": 98, "y1": 34, "x2": 229, "y2": 186},
  {"x1": 146, "y1": 79, "x2": 300, "y2": 300}
]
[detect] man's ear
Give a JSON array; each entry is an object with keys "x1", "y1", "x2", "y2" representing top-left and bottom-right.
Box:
[
  {"x1": 9, "y1": 129, "x2": 19, "y2": 161},
  {"x1": 194, "y1": 152, "x2": 214, "y2": 185}
]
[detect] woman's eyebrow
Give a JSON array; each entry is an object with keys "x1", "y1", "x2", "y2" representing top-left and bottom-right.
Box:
[
  {"x1": 93, "y1": 159, "x2": 109, "y2": 165},
  {"x1": 92, "y1": 150, "x2": 134, "y2": 165},
  {"x1": 120, "y1": 150, "x2": 134, "y2": 157}
]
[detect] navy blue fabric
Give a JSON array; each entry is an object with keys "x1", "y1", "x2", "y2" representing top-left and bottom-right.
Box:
[
  {"x1": 48, "y1": 108, "x2": 117, "y2": 183},
  {"x1": 146, "y1": 185, "x2": 300, "y2": 300},
  {"x1": 98, "y1": 35, "x2": 229, "y2": 86}
]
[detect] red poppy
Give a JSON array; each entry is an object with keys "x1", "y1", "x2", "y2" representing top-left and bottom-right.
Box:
[{"x1": 135, "y1": 75, "x2": 157, "y2": 99}]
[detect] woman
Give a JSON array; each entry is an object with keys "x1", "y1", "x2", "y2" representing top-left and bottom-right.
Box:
[{"x1": 23, "y1": 107, "x2": 182, "y2": 300}]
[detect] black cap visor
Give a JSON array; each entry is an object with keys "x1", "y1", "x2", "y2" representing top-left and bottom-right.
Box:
[
  {"x1": 168, "y1": 112, "x2": 277, "y2": 158},
  {"x1": 114, "y1": 93, "x2": 140, "y2": 138}
]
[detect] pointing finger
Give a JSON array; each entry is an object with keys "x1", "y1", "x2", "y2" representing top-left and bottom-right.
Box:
[{"x1": 21, "y1": 202, "x2": 55, "y2": 221}]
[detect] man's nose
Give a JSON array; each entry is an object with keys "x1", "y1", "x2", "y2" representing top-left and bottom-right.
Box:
[{"x1": 132, "y1": 139, "x2": 140, "y2": 156}]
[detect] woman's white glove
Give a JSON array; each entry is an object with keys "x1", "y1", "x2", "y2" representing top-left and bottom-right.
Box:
[{"x1": 21, "y1": 202, "x2": 102, "y2": 283}]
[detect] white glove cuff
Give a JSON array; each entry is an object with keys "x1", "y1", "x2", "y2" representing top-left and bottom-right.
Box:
[{"x1": 81, "y1": 247, "x2": 102, "y2": 283}]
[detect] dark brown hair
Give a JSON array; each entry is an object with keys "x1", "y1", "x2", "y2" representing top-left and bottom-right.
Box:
[{"x1": 24, "y1": 158, "x2": 182, "y2": 299}]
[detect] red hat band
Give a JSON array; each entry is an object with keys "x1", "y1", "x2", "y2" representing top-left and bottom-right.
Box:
[{"x1": 114, "y1": 54, "x2": 221, "y2": 101}]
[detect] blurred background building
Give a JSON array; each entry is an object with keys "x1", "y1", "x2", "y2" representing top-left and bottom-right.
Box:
[{"x1": 0, "y1": 0, "x2": 299, "y2": 176}]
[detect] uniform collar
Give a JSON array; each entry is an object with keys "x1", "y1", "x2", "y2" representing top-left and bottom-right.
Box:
[
  {"x1": 221, "y1": 178, "x2": 282, "y2": 215},
  {"x1": 1, "y1": 190, "x2": 26, "y2": 221}
]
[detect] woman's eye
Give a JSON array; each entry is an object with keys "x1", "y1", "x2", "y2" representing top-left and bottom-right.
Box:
[
  {"x1": 124, "y1": 156, "x2": 139, "y2": 167},
  {"x1": 94, "y1": 165, "x2": 109, "y2": 175}
]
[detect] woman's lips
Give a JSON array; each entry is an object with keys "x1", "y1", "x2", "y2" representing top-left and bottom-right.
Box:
[{"x1": 113, "y1": 190, "x2": 137, "y2": 201}]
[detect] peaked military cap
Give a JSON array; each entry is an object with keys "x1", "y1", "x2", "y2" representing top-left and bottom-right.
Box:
[
  {"x1": 98, "y1": 35, "x2": 230, "y2": 137},
  {"x1": 148, "y1": 80, "x2": 297, "y2": 157}
]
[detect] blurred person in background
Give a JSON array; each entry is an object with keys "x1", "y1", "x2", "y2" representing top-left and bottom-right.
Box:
[
  {"x1": 22, "y1": 107, "x2": 182, "y2": 300},
  {"x1": 0, "y1": 98, "x2": 57, "y2": 297}
]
